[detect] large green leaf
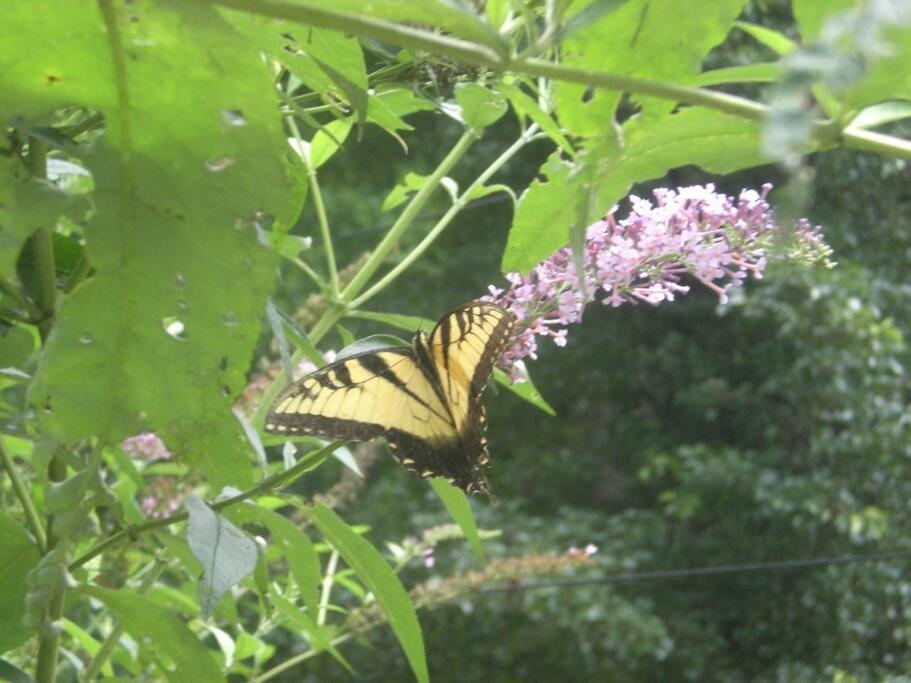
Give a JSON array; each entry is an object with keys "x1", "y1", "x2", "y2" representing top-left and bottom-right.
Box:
[
  {"x1": 503, "y1": 108, "x2": 768, "y2": 273},
  {"x1": 0, "y1": 2, "x2": 299, "y2": 488},
  {"x1": 555, "y1": 0, "x2": 746, "y2": 136},
  {"x1": 304, "y1": 503, "x2": 428, "y2": 683},
  {"x1": 81, "y1": 585, "x2": 225, "y2": 683},
  {"x1": 0, "y1": 513, "x2": 40, "y2": 654}
]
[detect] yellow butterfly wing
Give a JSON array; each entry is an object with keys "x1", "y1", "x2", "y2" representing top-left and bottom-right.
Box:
[{"x1": 264, "y1": 301, "x2": 514, "y2": 497}]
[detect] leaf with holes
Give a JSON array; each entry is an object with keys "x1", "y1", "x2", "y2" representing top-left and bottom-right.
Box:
[{"x1": 1, "y1": 3, "x2": 299, "y2": 488}]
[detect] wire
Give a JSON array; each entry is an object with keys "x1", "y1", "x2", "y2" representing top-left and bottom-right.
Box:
[{"x1": 480, "y1": 550, "x2": 911, "y2": 594}]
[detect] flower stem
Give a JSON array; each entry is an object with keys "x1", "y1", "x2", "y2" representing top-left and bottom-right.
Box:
[
  {"x1": 286, "y1": 114, "x2": 339, "y2": 298},
  {"x1": 349, "y1": 125, "x2": 539, "y2": 309},
  {"x1": 341, "y1": 128, "x2": 479, "y2": 302}
]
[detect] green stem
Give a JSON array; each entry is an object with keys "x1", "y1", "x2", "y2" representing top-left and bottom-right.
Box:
[
  {"x1": 341, "y1": 128, "x2": 479, "y2": 302},
  {"x1": 34, "y1": 456, "x2": 68, "y2": 683},
  {"x1": 349, "y1": 125, "x2": 539, "y2": 309},
  {"x1": 317, "y1": 550, "x2": 339, "y2": 627},
  {"x1": 254, "y1": 633, "x2": 355, "y2": 682},
  {"x1": 0, "y1": 277, "x2": 42, "y2": 321},
  {"x1": 0, "y1": 438, "x2": 46, "y2": 552},
  {"x1": 82, "y1": 558, "x2": 166, "y2": 681},
  {"x1": 211, "y1": 0, "x2": 911, "y2": 162},
  {"x1": 26, "y1": 138, "x2": 57, "y2": 341},
  {"x1": 286, "y1": 115, "x2": 339, "y2": 297},
  {"x1": 62, "y1": 253, "x2": 91, "y2": 294},
  {"x1": 68, "y1": 440, "x2": 347, "y2": 572}
]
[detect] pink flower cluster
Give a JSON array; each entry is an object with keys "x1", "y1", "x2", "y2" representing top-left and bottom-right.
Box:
[
  {"x1": 121, "y1": 432, "x2": 172, "y2": 461},
  {"x1": 485, "y1": 184, "x2": 830, "y2": 375}
]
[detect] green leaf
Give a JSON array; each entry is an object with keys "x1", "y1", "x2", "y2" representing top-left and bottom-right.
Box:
[
  {"x1": 0, "y1": 156, "x2": 70, "y2": 281},
  {"x1": 62, "y1": 618, "x2": 114, "y2": 677},
  {"x1": 0, "y1": 326, "x2": 36, "y2": 369},
  {"x1": 304, "y1": 503, "x2": 428, "y2": 683},
  {"x1": 309, "y1": 118, "x2": 354, "y2": 169},
  {"x1": 0, "y1": 513, "x2": 40, "y2": 654},
  {"x1": 0, "y1": 659, "x2": 31, "y2": 683},
  {"x1": 8, "y1": 2, "x2": 298, "y2": 489},
  {"x1": 503, "y1": 108, "x2": 768, "y2": 273},
  {"x1": 848, "y1": 101, "x2": 911, "y2": 129},
  {"x1": 429, "y1": 478, "x2": 483, "y2": 560},
  {"x1": 269, "y1": 590, "x2": 352, "y2": 672},
  {"x1": 454, "y1": 82, "x2": 507, "y2": 130},
  {"x1": 81, "y1": 585, "x2": 225, "y2": 683},
  {"x1": 556, "y1": 0, "x2": 746, "y2": 135},
  {"x1": 185, "y1": 495, "x2": 259, "y2": 618},
  {"x1": 500, "y1": 82, "x2": 575, "y2": 157},
  {"x1": 691, "y1": 63, "x2": 782, "y2": 86},
  {"x1": 733, "y1": 20, "x2": 797, "y2": 56},
  {"x1": 493, "y1": 367, "x2": 555, "y2": 416},
  {"x1": 349, "y1": 310, "x2": 434, "y2": 334},
  {"x1": 502, "y1": 150, "x2": 581, "y2": 274},
  {"x1": 225, "y1": 504, "x2": 322, "y2": 618}
]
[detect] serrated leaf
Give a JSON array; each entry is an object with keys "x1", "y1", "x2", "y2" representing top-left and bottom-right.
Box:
[
  {"x1": 502, "y1": 150, "x2": 581, "y2": 274},
  {"x1": 556, "y1": 0, "x2": 745, "y2": 135},
  {"x1": 430, "y1": 478, "x2": 483, "y2": 560},
  {"x1": 81, "y1": 585, "x2": 225, "y2": 683},
  {"x1": 503, "y1": 108, "x2": 768, "y2": 273},
  {"x1": 3, "y1": 3, "x2": 298, "y2": 489},
  {"x1": 186, "y1": 495, "x2": 259, "y2": 618},
  {"x1": 0, "y1": 513, "x2": 40, "y2": 654},
  {"x1": 304, "y1": 503, "x2": 428, "y2": 683},
  {"x1": 500, "y1": 82, "x2": 575, "y2": 157}
]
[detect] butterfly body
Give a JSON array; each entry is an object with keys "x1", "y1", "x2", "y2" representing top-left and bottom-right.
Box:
[{"x1": 264, "y1": 302, "x2": 514, "y2": 498}]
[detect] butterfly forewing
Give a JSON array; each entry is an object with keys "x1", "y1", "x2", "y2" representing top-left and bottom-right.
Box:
[{"x1": 265, "y1": 349, "x2": 454, "y2": 444}]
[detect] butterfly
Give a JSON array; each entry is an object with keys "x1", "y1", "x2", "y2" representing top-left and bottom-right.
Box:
[{"x1": 264, "y1": 301, "x2": 515, "y2": 499}]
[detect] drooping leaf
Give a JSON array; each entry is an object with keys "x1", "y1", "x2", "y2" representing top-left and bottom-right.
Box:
[
  {"x1": 0, "y1": 513, "x2": 40, "y2": 654},
  {"x1": 3, "y1": 2, "x2": 298, "y2": 488},
  {"x1": 185, "y1": 495, "x2": 259, "y2": 618},
  {"x1": 430, "y1": 478, "x2": 483, "y2": 560},
  {"x1": 304, "y1": 503, "x2": 428, "y2": 683},
  {"x1": 81, "y1": 585, "x2": 225, "y2": 683}
]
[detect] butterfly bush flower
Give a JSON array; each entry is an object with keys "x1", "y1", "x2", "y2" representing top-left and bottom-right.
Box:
[
  {"x1": 121, "y1": 432, "x2": 172, "y2": 462},
  {"x1": 485, "y1": 184, "x2": 832, "y2": 378}
]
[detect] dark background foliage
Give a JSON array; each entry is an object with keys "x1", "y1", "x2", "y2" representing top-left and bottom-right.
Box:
[{"x1": 292, "y1": 27, "x2": 911, "y2": 683}]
